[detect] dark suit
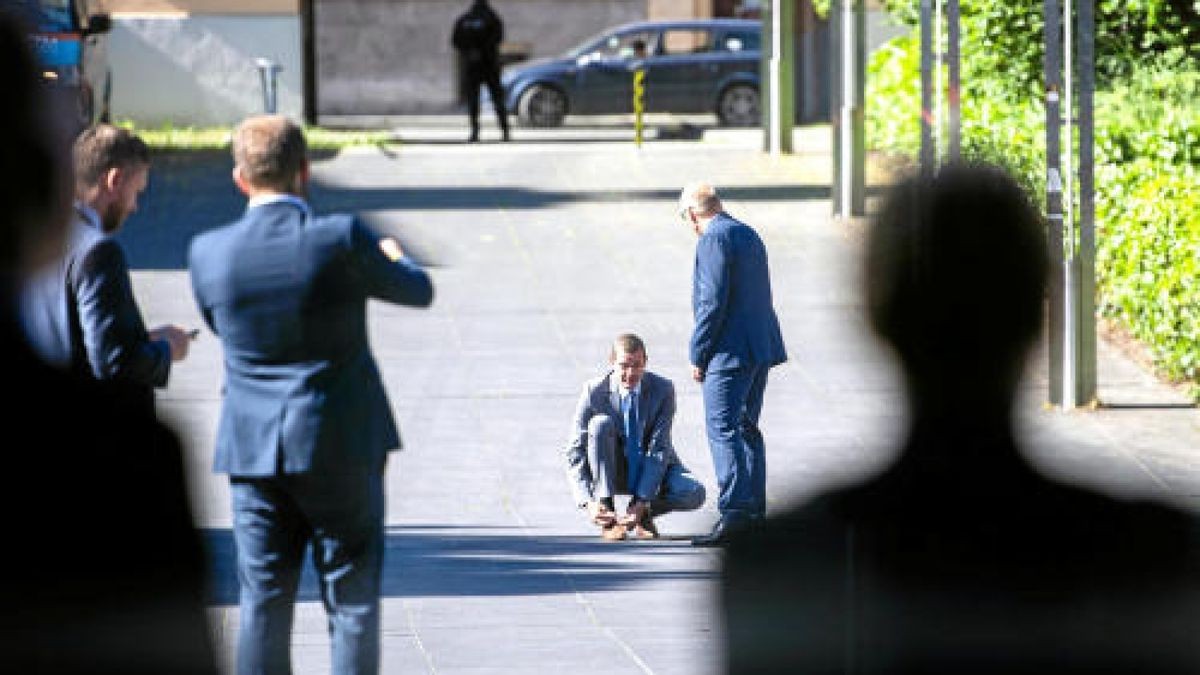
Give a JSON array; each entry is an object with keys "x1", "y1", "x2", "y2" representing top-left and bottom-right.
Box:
[
  {"x1": 4, "y1": 294, "x2": 216, "y2": 674},
  {"x1": 690, "y1": 211, "x2": 786, "y2": 519},
  {"x1": 451, "y1": 0, "x2": 509, "y2": 138},
  {"x1": 722, "y1": 421, "x2": 1200, "y2": 673},
  {"x1": 188, "y1": 196, "x2": 433, "y2": 674},
  {"x1": 21, "y1": 204, "x2": 172, "y2": 415},
  {"x1": 564, "y1": 369, "x2": 705, "y2": 514}
]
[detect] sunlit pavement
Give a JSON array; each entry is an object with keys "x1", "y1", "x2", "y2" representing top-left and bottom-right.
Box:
[{"x1": 126, "y1": 120, "x2": 1198, "y2": 674}]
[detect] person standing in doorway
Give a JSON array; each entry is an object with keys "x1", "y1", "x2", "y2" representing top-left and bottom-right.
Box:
[{"x1": 451, "y1": 0, "x2": 511, "y2": 142}]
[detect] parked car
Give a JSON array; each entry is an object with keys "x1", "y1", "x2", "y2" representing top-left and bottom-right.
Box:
[
  {"x1": 502, "y1": 19, "x2": 762, "y2": 128},
  {"x1": 23, "y1": 0, "x2": 112, "y2": 129}
]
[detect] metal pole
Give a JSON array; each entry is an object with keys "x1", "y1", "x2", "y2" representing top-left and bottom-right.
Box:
[
  {"x1": 766, "y1": 0, "x2": 795, "y2": 154},
  {"x1": 1044, "y1": 0, "x2": 1065, "y2": 406},
  {"x1": 933, "y1": 0, "x2": 943, "y2": 164},
  {"x1": 1062, "y1": 0, "x2": 1077, "y2": 408},
  {"x1": 1076, "y1": 0, "x2": 1097, "y2": 404},
  {"x1": 946, "y1": 0, "x2": 961, "y2": 161},
  {"x1": 919, "y1": 0, "x2": 935, "y2": 176},
  {"x1": 831, "y1": 0, "x2": 865, "y2": 217}
]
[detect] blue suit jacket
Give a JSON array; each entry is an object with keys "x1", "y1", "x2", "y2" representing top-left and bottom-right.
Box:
[
  {"x1": 188, "y1": 200, "x2": 433, "y2": 477},
  {"x1": 690, "y1": 212, "x2": 787, "y2": 372},
  {"x1": 21, "y1": 207, "x2": 171, "y2": 412},
  {"x1": 563, "y1": 369, "x2": 684, "y2": 504}
]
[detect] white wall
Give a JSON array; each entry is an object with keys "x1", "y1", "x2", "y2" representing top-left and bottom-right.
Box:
[{"x1": 109, "y1": 15, "x2": 303, "y2": 126}]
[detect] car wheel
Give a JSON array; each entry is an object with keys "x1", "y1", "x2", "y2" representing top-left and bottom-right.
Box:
[
  {"x1": 717, "y1": 84, "x2": 759, "y2": 127},
  {"x1": 518, "y1": 85, "x2": 567, "y2": 128}
]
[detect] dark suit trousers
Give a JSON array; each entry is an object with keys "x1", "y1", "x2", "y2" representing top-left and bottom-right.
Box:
[
  {"x1": 702, "y1": 364, "x2": 769, "y2": 518},
  {"x1": 231, "y1": 468, "x2": 384, "y2": 675},
  {"x1": 464, "y1": 62, "x2": 509, "y2": 134}
]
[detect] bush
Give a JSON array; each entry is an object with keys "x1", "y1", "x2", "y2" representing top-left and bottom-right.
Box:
[{"x1": 865, "y1": 15, "x2": 1200, "y2": 399}]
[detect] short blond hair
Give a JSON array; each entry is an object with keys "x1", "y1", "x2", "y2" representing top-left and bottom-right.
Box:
[
  {"x1": 679, "y1": 181, "x2": 722, "y2": 216},
  {"x1": 232, "y1": 115, "x2": 306, "y2": 191}
]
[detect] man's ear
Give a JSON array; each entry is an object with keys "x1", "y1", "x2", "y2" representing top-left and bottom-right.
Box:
[
  {"x1": 102, "y1": 167, "x2": 122, "y2": 194},
  {"x1": 232, "y1": 166, "x2": 252, "y2": 197},
  {"x1": 297, "y1": 159, "x2": 311, "y2": 190}
]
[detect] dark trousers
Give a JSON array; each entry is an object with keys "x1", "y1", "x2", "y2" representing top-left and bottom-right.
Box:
[
  {"x1": 231, "y1": 468, "x2": 385, "y2": 675},
  {"x1": 702, "y1": 364, "x2": 770, "y2": 518},
  {"x1": 464, "y1": 63, "x2": 509, "y2": 136}
]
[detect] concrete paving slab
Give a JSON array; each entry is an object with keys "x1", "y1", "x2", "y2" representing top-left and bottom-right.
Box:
[{"x1": 121, "y1": 123, "x2": 1199, "y2": 673}]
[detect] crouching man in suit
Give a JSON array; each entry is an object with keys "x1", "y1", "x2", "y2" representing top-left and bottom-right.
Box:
[{"x1": 563, "y1": 333, "x2": 706, "y2": 540}]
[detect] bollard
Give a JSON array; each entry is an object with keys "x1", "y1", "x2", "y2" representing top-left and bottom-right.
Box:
[
  {"x1": 632, "y1": 68, "x2": 645, "y2": 148},
  {"x1": 255, "y1": 58, "x2": 283, "y2": 114}
]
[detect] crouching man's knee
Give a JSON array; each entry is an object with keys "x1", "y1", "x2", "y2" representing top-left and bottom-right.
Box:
[{"x1": 678, "y1": 480, "x2": 706, "y2": 512}]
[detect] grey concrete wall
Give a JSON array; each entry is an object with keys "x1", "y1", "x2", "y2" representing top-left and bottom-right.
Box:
[
  {"x1": 315, "y1": 0, "x2": 645, "y2": 116},
  {"x1": 109, "y1": 15, "x2": 303, "y2": 126}
]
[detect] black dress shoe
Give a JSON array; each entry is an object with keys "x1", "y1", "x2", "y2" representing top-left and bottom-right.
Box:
[{"x1": 691, "y1": 513, "x2": 750, "y2": 547}]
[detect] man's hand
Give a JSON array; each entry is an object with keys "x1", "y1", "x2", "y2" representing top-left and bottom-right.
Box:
[
  {"x1": 691, "y1": 365, "x2": 704, "y2": 383},
  {"x1": 621, "y1": 500, "x2": 649, "y2": 526},
  {"x1": 586, "y1": 500, "x2": 617, "y2": 526},
  {"x1": 149, "y1": 325, "x2": 192, "y2": 362},
  {"x1": 379, "y1": 237, "x2": 404, "y2": 262}
]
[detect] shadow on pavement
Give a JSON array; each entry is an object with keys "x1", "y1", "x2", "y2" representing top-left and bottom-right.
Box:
[
  {"x1": 203, "y1": 526, "x2": 713, "y2": 606},
  {"x1": 121, "y1": 149, "x2": 844, "y2": 271}
]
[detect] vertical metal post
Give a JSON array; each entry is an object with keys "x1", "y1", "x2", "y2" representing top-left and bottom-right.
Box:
[
  {"x1": 1044, "y1": 0, "x2": 1065, "y2": 406},
  {"x1": 919, "y1": 0, "x2": 935, "y2": 176},
  {"x1": 765, "y1": 0, "x2": 795, "y2": 154},
  {"x1": 946, "y1": 0, "x2": 961, "y2": 161},
  {"x1": 832, "y1": 0, "x2": 865, "y2": 218},
  {"x1": 1076, "y1": 0, "x2": 1097, "y2": 404}
]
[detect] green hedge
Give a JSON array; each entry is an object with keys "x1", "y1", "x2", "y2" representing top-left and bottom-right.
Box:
[{"x1": 865, "y1": 30, "x2": 1200, "y2": 398}]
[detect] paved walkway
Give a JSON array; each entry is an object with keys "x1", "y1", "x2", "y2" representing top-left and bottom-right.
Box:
[{"x1": 125, "y1": 123, "x2": 1199, "y2": 674}]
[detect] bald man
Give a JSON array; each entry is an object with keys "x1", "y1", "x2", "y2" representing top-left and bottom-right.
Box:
[{"x1": 679, "y1": 182, "x2": 786, "y2": 547}]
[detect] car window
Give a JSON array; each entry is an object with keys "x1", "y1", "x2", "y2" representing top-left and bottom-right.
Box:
[
  {"x1": 34, "y1": 0, "x2": 76, "y2": 32},
  {"x1": 588, "y1": 30, "x2": 657, "y2": 60},
  {"x1": 660, "y1": 29, "x2": 713, "y2": 56},
  {"x1": 719, "y1": 30, "x2": 761, "y2": 53}
]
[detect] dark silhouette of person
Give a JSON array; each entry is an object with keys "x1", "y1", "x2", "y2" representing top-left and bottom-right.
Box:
[
  {"x1": 0, "y1": 9, "x2": 217, "y2": 674},
  {"x1": 451, "y1": 0, "x2": 510, "y2": 142},
  {"x1": 721, "y1": 163, "x2": 1200, "y2": 673}
]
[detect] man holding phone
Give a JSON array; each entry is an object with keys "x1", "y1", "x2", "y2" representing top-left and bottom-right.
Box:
[{"x1": 22, "y1": 124, "x2": 193, "y2": 417}]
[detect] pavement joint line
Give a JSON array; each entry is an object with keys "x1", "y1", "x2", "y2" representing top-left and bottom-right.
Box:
[
  {"x1": 489, "y1": 216, "x2": 656, "y2": 674},
  {"x1": 401, "y1": 599, "x2": 438, "y2": 674},
  {"x1": 1085, "y1": 415, "x2": 1175, "y2": 493}
]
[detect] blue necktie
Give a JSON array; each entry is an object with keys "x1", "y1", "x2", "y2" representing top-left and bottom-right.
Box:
[{"x1": 624, "y1": 391, "x2": 641, "y2": 490}]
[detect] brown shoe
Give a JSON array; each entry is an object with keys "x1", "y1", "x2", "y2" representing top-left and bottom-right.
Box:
[
  {"x1": 601, "y1": 523, "x2": 627, "y2": 541},
  {"x1": 631, "y1": 514, "x2": 659, "y2": 539}
]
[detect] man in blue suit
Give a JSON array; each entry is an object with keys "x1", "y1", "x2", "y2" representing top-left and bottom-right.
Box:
[
  {"x1": 21, "y1": 124, "x2": 193, "y2": 415},
  {"x1": 189, "y1": 115, "x2": 434, "y2": 675},
  {"x1": 679, "y1": 182, "x2": 786, "y2": 547}
]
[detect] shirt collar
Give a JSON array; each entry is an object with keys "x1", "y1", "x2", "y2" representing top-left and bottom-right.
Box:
[
  {"x1": 247, "y1": 192, "x2": 311, "y2": 216},
  {"x1": 74, "y1": 201, "x2": 101, "y2": 230}
]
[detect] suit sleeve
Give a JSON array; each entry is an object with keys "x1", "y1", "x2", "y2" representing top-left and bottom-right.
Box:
[
  {"x1": 689, "y1": 232, "x2": 732, "y2": 371},
  {"x1": 563, "y1": 382, "x2": 595, "y2": 506},
  {"x1": 634, "y1": 378, "x2": 675, "y2": 501},
  {"x1": 349, "y1": 219, "x2": 435, "y2": 308},
  {"x1": 73, "y1": 239, "x2": 171, "y2": 387}
]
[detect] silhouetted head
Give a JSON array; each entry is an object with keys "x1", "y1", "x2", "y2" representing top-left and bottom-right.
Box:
[
  {"x1": 231, "y1": 114, "x2": 310, "y2": 198},
  {"x1": 865, "y1": 163, "x2": 1047, "y2": 405},
  {"x1": 0, "y1": 9, "x2": 72, "y2": 276}
]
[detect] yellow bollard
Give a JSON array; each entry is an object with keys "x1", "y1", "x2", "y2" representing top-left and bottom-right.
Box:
[{"x1": 633, "y1": 68, "x2": 645, "y2": 148}]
